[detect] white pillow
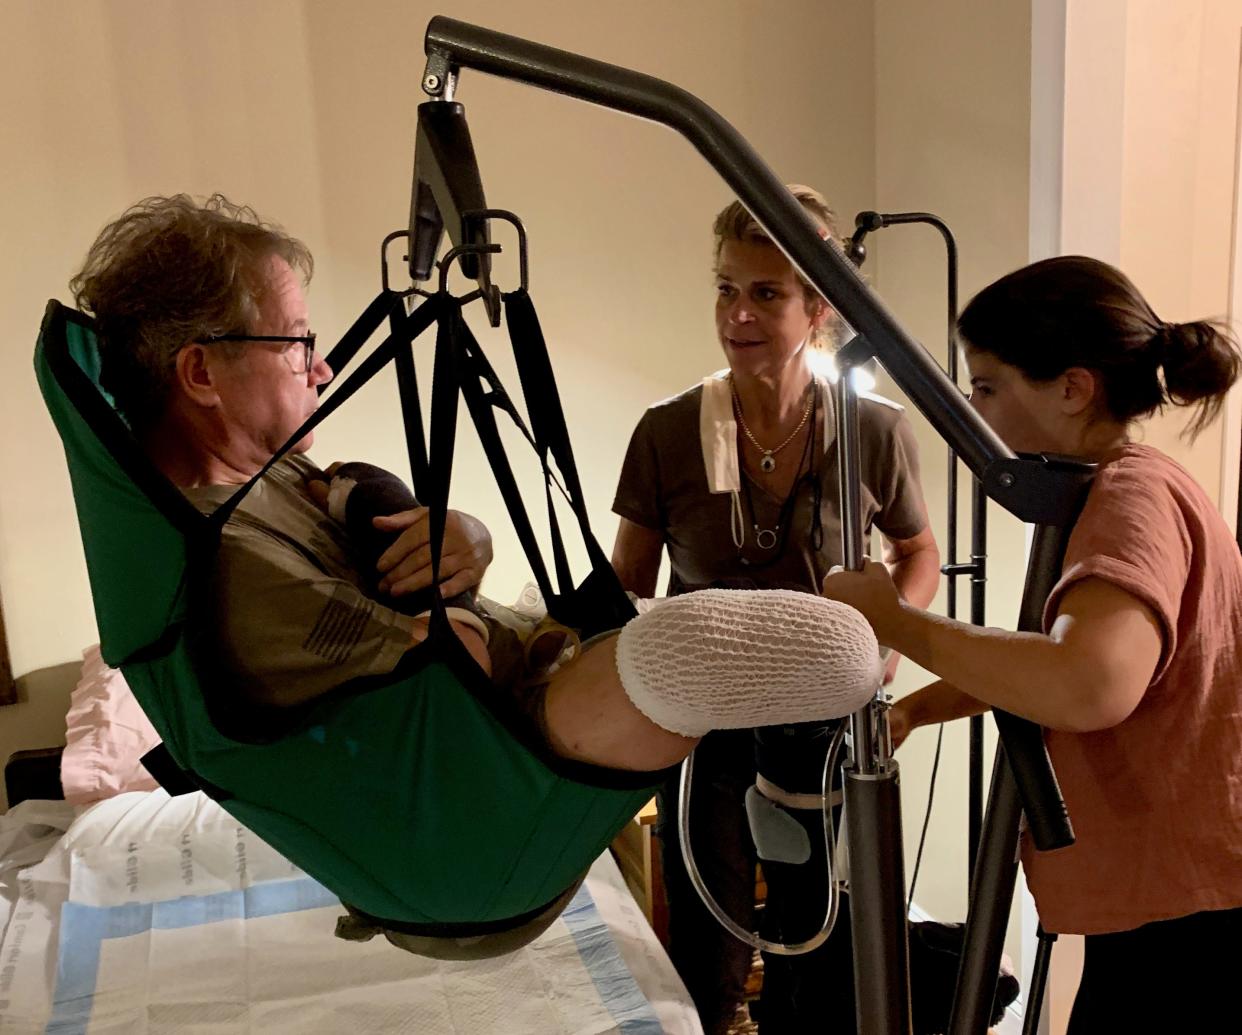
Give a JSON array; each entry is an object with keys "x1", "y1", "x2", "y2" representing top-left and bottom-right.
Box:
[{"x1": 59, "y1": 645, "x2": 161, "y2": 804}]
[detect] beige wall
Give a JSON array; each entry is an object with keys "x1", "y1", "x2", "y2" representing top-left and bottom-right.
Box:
[
  {"x1": 872, "y1": 0, "x2": 1034, "y2": 968},
  {"x1": 1064, "y1": 0, "x2": 1242, "y2": 497},
  {"x1": 1048, "y1": 1, "x2": 1242, "y2": 1027},
  {"x1": 1119, "y1": 0, "x2": 1242, "y2": 499}
]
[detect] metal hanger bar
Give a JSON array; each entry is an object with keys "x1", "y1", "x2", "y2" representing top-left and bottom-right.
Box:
[{"x1": 418, "y1": 16, "x2": 1100, "y2": 526}]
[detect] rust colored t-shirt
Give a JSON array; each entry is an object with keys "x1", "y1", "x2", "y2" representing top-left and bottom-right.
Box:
[{"x1": 1023, "y1": 444, "x2": 1242, "y2": 934}]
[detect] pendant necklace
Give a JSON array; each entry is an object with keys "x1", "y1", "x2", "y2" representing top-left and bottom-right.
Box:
[
  {"x1": 738, "y1": 390, "x2": 819, "y2": 562},
  {"x1": 733, "y1": 378, "x2": 815, "y2": 473}
]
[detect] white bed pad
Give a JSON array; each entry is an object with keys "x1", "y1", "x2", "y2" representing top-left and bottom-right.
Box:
[{"x1": 0, "y1": 792, "x2": 700, "y2": 1035}]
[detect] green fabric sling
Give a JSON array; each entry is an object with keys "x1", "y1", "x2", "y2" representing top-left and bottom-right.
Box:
[{"x1": 35, "y1": 294, "x2": 663, "y2": 931}]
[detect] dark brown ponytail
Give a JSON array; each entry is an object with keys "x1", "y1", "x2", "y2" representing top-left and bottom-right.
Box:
[
  {"x1": 958, "y1": 256, "x2": 1240, "y2": 441},
  {"x1": 1158, "y1": 319, "x2": 1240, "y2": 439}
]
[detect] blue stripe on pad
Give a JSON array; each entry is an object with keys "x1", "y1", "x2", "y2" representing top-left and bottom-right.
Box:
[
  {"x1": 560, "y1": 883, "x2": 665, "y2": 1033},
  {"x1": 46, "y1": 878, "x2": 337, "y2": 1034},
  {"x1": 46, "y1": 877, "x2": 662, "y2": 1034}
]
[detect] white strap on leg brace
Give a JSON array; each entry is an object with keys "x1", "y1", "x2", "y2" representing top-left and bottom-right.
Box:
[{"x1": 615, "y1": 588, "x2": 882, "y2": 737}]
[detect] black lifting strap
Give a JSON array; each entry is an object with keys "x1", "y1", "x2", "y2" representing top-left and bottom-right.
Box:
[
  {"x1": 421, "y1": 304, "x2": 468, "y2": 638},
  {"x1": 503, "y1": 290, "x2": 616, "y2": 585},
  {"x1": 140, "y1": 743, "x2": 232, "y2": 800},
  {"x1": 391, "y1": 303, "x2": 432, "y2": 500},
  {"x1": 318, "y1": 289, "x2": 429, "y2": 527},
  {"x1": 210, "y1": 297, "x2": 443, "y2": 534},
  {"x1": 319, "y1": 291, "x2": 407, "y2": 389},
  {"x1": 440, "y1": 292, "x2": 635, "y2": 640}
]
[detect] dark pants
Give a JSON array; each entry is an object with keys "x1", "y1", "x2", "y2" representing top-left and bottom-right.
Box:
[
  {"x1": 752, "y1": 721, "x2": 854, "y2": 1034},
  {"x1": 1067, "y1": 904, "x2": 1242, "y2": 1033},
  {"x1": 657, "y1": 726, "x2": 855, "y2": 1035},
  {"x1": 756, "y1": 811, "x2": 854, "y2": 1034},
  {"x1": 657, "y1": 729, "x2": 757, "y2": 1035}
]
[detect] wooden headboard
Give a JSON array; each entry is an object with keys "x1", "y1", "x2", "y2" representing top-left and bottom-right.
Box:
[
  {"x1": 0, "y1": 660, "x2": 79, "y2": 811},
  {"x1": 0, "y1": 594, "x2": 13, "y2": 707}
]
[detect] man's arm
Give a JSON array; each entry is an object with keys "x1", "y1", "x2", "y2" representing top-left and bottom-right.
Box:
[
  {"x1": 305, "y1": 474, "x2": 493, "y2": 599},
  {"x1": 407, "y1": 612, "x2": 492, "y2": 677},
  {"x1": 372, "y1": 508, "x2": 492, "y2": 599},
  {"x1": 303, "y1": 469, "x2": 493, "y2": 675}
]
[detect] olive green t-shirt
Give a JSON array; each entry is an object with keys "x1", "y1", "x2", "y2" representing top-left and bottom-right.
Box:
[
  {"x1": 183, "y1": 456, "x2": 416, "y2": 707},
  {"x1": 613, "y1": 379, "x2": 926, "y2": 595}
]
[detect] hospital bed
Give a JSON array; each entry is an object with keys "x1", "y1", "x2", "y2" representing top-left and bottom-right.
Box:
[{"x1": 0, "y1": 662, "x2": 702, "y2": 1035}]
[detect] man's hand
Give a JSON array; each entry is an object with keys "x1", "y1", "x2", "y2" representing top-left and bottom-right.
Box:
[
  {"x1": 821, "y1": 558, "x2": 904, "y2": 644},
  {"x1": 305, "y1": 475, "x2": 332, "y2": 510},
  {"x1": 374, "y1": 508, "x2": 493, "y2": 600},
  {"x1": 304, "y1": 465, "x2": 492, "y2": 600}
]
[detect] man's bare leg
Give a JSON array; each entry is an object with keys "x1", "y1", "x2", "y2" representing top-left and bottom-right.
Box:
[
  {"x1": 541, "y1": 588, "x2": 883, "y2": 773},
  {"x1": 542, "y1": 634, "x2": 698, "y2": 772}
]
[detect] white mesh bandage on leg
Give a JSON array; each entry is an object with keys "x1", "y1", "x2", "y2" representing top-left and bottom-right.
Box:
[{"x1": 615, "y1": 588, "x2": 883, "y2": 737}]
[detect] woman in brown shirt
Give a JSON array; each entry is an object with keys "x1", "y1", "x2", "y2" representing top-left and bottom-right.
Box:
[{"x1": 612, "y1": 186, "x2": 940, "y2": 1034}]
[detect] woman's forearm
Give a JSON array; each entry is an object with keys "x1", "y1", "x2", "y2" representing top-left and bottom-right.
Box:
[
  {"x1": 885, "y1": 604, "x2": 1093, "y2": 727},
  {"x1": 900, "y1": 679, "x2": 989, "y2": 731},
  {"x1": 883, "y1": 599, "x2": 1151, "y2": 732},
  {"x1": 825, "y1": 564, "x2": 1161, "y2": 733}
]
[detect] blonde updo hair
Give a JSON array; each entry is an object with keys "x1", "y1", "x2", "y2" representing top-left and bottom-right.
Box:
[{"x1": 712, "y1": 184, "x2": 842, "y2": 349}]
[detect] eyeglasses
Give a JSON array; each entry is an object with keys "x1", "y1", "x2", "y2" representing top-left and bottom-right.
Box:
[{"x1": 195, "y1": 333, "x2": 317, "y2": 375}]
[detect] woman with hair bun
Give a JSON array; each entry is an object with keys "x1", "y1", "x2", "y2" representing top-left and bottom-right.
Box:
[{"x1": 823, "y1": 255, "x2": 1242, "y2": 1032}]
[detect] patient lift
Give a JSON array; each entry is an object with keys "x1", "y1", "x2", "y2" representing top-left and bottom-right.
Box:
[{"x1": 408, "y1": 15, "x2": 1096, "y2": 1034}]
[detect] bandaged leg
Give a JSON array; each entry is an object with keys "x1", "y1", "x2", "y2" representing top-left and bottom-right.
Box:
[{"x1": 615, "y1": 588, "x2": 882, "y2": 737}]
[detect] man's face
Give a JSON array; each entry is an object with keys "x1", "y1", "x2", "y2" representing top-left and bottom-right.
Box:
[{"x1": 211, "y1": 255, "x2": 333, "y2": 468}]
